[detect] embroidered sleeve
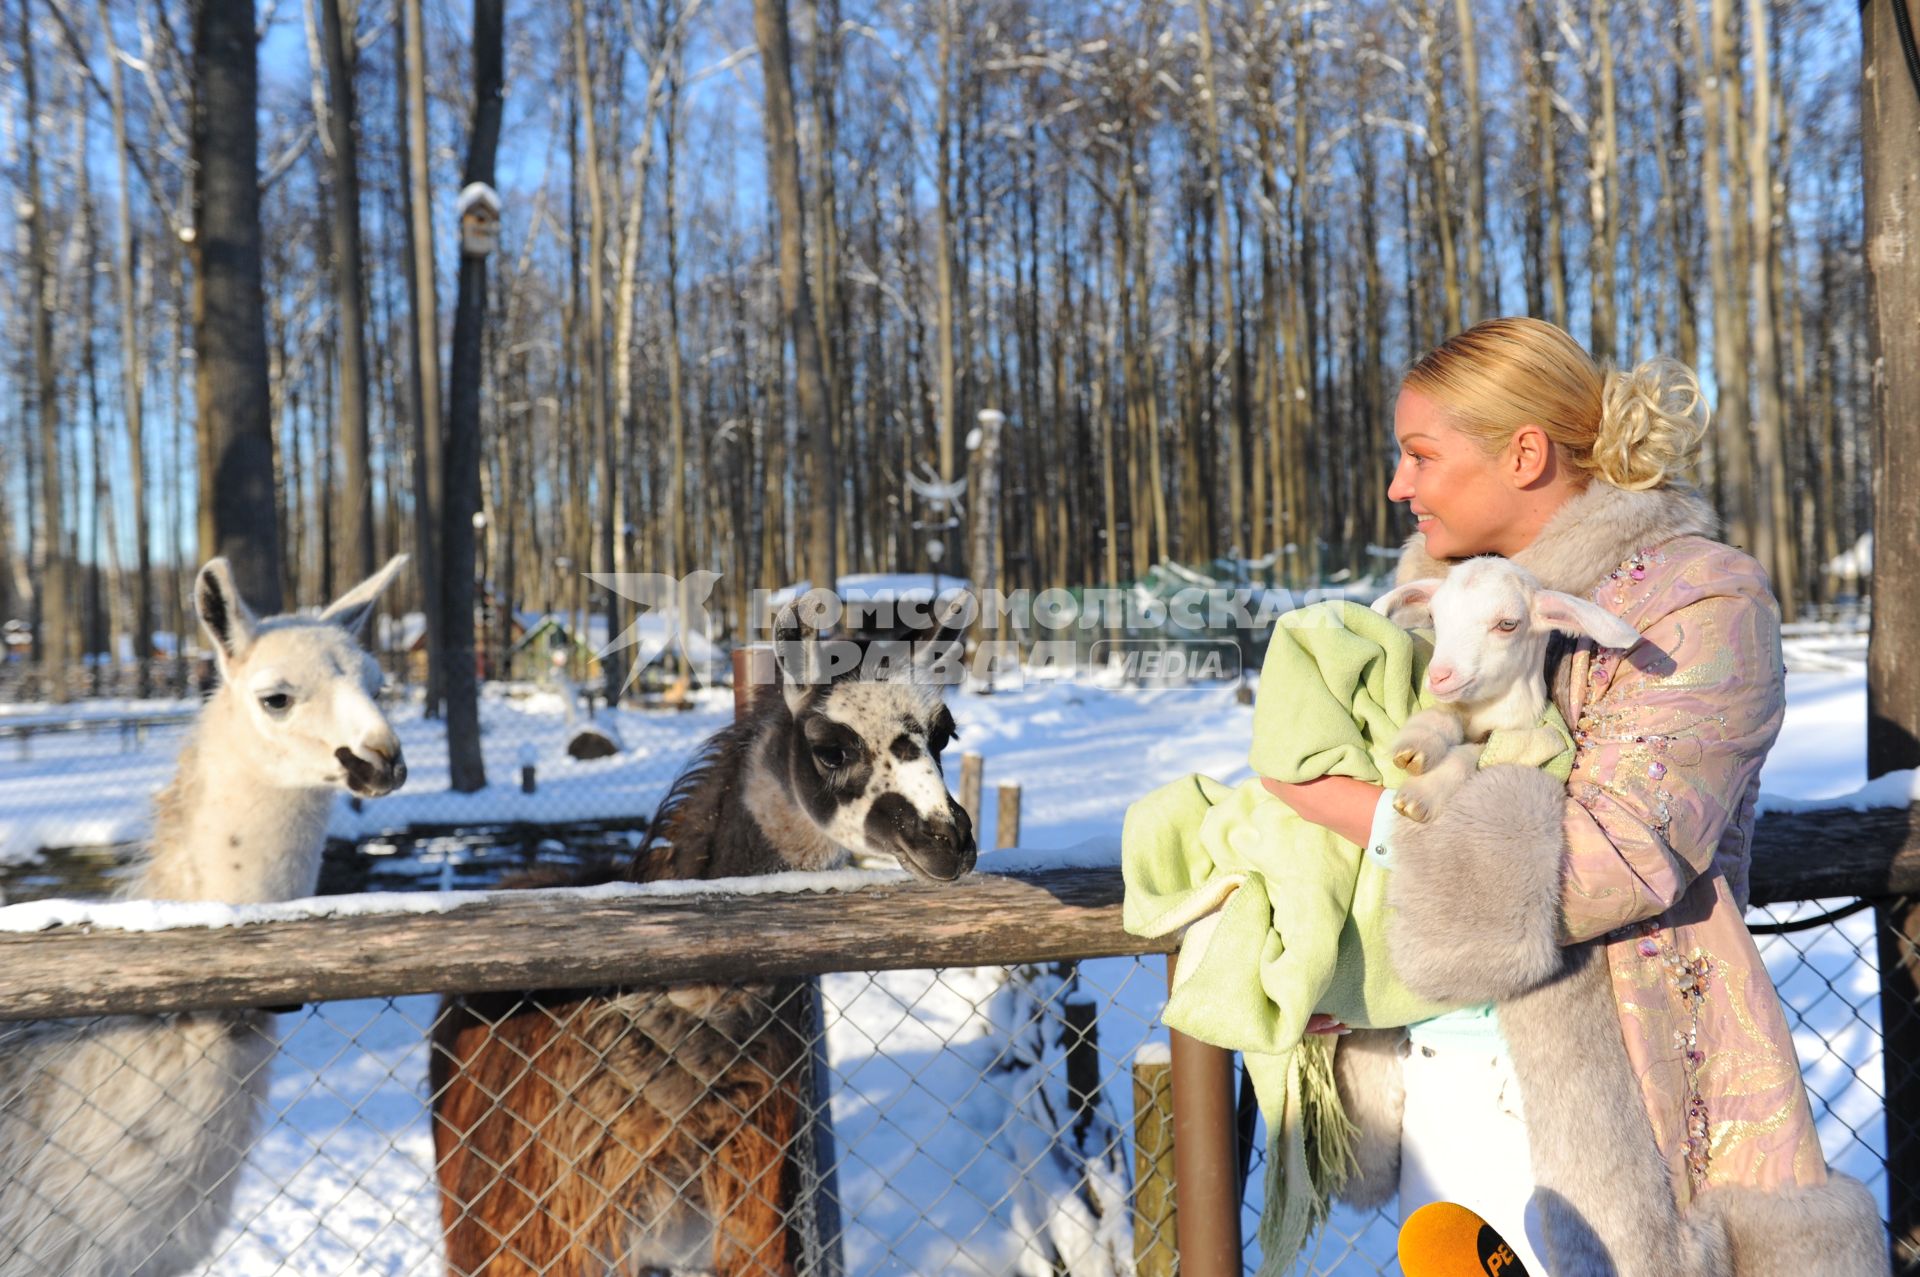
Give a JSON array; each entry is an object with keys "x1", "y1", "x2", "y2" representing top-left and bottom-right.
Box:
[{"x1": 1555, "y1": 585, "x2": 1785, "y2": 944}]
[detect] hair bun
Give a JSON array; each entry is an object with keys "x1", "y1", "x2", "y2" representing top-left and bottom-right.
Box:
[{"x1": 1595, "y1": 357, "x2": 1710, "y2": 490}]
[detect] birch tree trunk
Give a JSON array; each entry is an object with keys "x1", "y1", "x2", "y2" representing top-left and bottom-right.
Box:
[
  {"x1": 398, "y1": 0, "x2": 444, "y2": 710},
  {"x1": 1586, "y1": 0, "x2": 1619, "y2": 364},
  {"x1": 1192, "y1": 0, "x2": 1242, "y2": 555},
  {"x1": 98, "y1": 0, "x2": 152, "y2": 693},
  {"x1": 1743, "y1": 0, "x2": 1796, "y2": 617},
  {"x1": 570, "y1": 0, "x2": 623, "y2": 698},
  {"x1": 20, "y1": 0, "x2": 70, "y2": 695}
]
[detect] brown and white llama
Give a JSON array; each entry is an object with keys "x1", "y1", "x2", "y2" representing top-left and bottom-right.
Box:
[
  {"x1": 0, "y1": 555, "x2": 409, "y2": 1277},
  {"x1": 430, "y1": 622, "x2": 977, "y2": 1276}
]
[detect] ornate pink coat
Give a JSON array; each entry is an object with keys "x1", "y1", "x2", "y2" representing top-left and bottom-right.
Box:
[{"x1": 1332, "y1": 481, "x2": 1887, "y2": 1276}]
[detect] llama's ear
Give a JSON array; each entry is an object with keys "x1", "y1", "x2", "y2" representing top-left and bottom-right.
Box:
[
  {"x1": 195, "y1": 558, "x2": 258, "y2": 669},
  {"x1": 772, "y1": 604, "x2": 828, "y2": 713},
  {"x1": 1372, "y1": 578, "x2": 1444, "y2": 621},
  {"x1": 911, "y1": 592, "x2": 969, "y2": 681},
  {"x1": 322, "y1": 554, "x2": 409, "y2": 638},
  {"x1": 1532, "y1": 590, "x2": 1642, "y2": 650}
]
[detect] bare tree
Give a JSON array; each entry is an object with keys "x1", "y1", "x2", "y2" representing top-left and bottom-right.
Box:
[
  {"x1": 442, "y1": 0, "x2": 503, "y2": 792},
  {"x1": 753, "y1": 0, "x2": 834, "y2": 588},
  {"x1": 399, "y1": 0, "x2": 444, "y2": 713}
]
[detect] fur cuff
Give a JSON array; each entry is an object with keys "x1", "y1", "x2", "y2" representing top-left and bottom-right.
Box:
[
  {"x1": 1386, "y1": 764, "x2": 1568, "y2": 1004},
  {"x1": 1328, "y1": 1028, "x2": 1407, "y2": 1210},
  {"x1": 1690, "y1": 1174, "x2": 1890, "y2": 1277}
]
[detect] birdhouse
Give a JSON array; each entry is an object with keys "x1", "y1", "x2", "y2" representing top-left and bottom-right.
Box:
[{"x1": 457, "y1": 182, "x2": 502, "y2": 258}]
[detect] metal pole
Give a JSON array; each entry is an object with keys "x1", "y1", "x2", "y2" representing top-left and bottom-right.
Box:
[{"x1": 1167, "y1": 954, "x2": 1243, "y2": 1275}]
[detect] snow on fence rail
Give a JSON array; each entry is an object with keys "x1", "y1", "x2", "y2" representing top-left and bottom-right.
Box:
[
  {"x1": 0, "y1": 813, "x2": 1913, "y2": 1276},
  {"x1": 0, "y1": 810, "x2": 1913, "y2": 1021}
]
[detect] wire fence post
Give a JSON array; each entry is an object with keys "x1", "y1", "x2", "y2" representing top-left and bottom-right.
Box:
[{"x1": 1167, "y1": 953, "x2": 1243, "y2": 1275}]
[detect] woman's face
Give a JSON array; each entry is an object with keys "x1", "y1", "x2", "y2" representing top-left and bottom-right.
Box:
[{"x1": 1388, "y1": 389, "x2": 1532, "y2": 559}]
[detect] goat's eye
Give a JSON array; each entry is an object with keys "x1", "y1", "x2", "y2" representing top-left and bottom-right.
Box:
[
  {"x1": 812, "y1": 743, "x2": 850, "y2": 771},
  {"x1": 258, "y1": 692, "x2": 294, "y2": 716},
  {"x1": 1494, "y1": 619, "x2": 1521, "y2": 633}
]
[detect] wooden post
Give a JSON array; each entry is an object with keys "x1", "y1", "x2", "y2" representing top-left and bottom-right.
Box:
[
  {"x1": 996, "y1": 782, "x2": 1021, "y2": 852},
  {"x1": 1864, "y1": 4, "x2": 1920, "y2": 1268},
  {"x1": 960, "y1": 752, "x2": 984, "y2": 833},
  {"x1": 1132, "y1": 1043, "x2": 1177, "y2": 1277},
  {"x1": 1167, "y1": 955, "x2": 1242, "y2": 1275}
]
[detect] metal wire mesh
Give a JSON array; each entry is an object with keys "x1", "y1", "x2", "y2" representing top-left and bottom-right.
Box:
[{"x1": 0, "y1": 901, "x2": 1895, "y2": 1276}]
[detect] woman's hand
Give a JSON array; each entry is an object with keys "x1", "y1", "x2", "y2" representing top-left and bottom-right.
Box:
[{"x1": 1261, "y1": 775, "x2": 1385, "y2": 849}]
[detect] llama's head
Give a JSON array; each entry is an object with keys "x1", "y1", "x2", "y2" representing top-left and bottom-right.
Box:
[
  {"x1": 1374, "y1": 556, "x2": 1641, "y2": 705},
  {"x1": 195, "y1": 556, "x2": 412, "y2": 797},
  {"x1": 770, "y1": 620, "x2": 977, "y2": 883}
]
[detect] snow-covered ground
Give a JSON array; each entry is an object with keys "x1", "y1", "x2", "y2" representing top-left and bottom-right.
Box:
[{"x1": 0, "y1": 626, "x2": 1904, "y2": 1275}]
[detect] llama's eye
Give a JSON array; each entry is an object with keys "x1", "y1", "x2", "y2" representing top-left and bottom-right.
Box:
[
  {"x1": 1494, "y1": 619, "x2": 1521, "y2": 633},
  {"x1": 812, "y1": 743, "x2": 850, "y2": 771},
  {"x1": 259, "y1": 692, "x2": 294, "y2": 716}
]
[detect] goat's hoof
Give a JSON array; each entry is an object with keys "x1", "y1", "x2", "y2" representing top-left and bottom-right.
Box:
[
  {"x1": 1393, "y1": 793, "x2": 1432, "y2": 823},
  {"x1": 1393, "y1": 746, "x2": 1429, "y2": 776}
]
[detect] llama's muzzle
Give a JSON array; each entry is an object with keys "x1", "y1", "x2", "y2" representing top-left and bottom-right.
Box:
[
  {"x1": 336, "y1": 743, "x2": 408, "y2": 797},
  {"x1": 865, "y1": 792, "x2": 977, "y2": 883}
]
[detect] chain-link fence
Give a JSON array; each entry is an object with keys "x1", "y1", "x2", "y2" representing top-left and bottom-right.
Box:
[{"x1": 0, "y1": 886, "x2": 1899, "y2": 1276}]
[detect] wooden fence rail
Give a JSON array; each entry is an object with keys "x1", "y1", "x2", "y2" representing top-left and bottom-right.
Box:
[{"x1": 0, "y1": 804, "x2": 1913, "y2": 1022}]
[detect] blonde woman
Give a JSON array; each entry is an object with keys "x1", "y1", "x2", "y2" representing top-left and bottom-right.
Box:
[{"x1": 1265, "y1": 318, "x2": 1887, "y2": 1275}]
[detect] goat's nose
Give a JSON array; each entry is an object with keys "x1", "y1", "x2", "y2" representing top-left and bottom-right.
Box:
[{"x1": 1427, "y1": 662, "x2": 1457, "y2": 687}]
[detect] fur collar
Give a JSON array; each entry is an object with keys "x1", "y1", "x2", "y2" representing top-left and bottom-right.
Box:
[{"x1": 1394, "y1": 482, "x2": 1718, "y2": 597}]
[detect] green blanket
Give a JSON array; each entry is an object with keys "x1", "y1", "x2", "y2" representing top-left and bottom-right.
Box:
[{"x1": 1121, "y1": 601, "x2": 1575, "y2": 1272}]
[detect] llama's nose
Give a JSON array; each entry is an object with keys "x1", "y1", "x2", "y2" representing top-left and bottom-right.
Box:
[{"x1": 337, "y1": 740, "x2": 407, "y2": 796}]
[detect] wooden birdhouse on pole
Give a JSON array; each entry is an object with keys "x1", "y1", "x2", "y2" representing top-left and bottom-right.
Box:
[{"x1": 457, "y1": 182, "x2": 501, "y2": 258}]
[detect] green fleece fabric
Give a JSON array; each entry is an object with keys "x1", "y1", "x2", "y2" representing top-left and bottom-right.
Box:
[{"x1": 1120, "y1": 600, "x2": 1575, "y2": 1274}]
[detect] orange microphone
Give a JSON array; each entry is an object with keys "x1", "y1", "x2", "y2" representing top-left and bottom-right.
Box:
[{"x1": 1398, "y1": 1201, "x2": 1533, "y2": 1275}]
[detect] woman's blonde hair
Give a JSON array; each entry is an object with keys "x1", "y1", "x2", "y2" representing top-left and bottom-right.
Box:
[{"x1": 1402, "y1": 317, "x2": 1709, "y2": 491}]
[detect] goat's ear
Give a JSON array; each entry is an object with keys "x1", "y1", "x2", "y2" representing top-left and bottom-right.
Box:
[
  {"x1": 1532, "y1": 590, "x2": 1642, "y2": 650},
  {"x1": 195, "y1": 558, "x2": 258, "y2": 672},
  {"x1": 321, "y1": 554, "x2": 409, "y2": 638},
  {"x1": 1372, "y1": 578, "x2": 1444, "y2": 620}
]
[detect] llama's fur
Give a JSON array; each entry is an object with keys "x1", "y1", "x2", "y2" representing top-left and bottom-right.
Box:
[
  {"x1": 431, "y1": 629, "x2": 975, "y2": 1276},
  {"x1": 0, "y1": 556, "x2": 408, "y2": 1277}
]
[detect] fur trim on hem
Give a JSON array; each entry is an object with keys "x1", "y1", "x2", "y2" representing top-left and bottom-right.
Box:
[
  {"x1": 1395, "y1": 481, "x2": 1719, "y2": 598},
  {"x1": 1386, "y1": 764, "x2": 1568, "y2": 1004},
  {"x1": 1690, "y1": 1174, "x2": 1891, "y2": 1277},
  {"x1": 1328, "y1": 1028, "x2": 1407, "y2": 1211},
  {"x1": 1503, "y1": 945, "x2": 1714, "y2": 1277}
]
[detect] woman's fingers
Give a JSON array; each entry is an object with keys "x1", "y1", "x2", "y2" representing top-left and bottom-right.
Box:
[{"x1": 1305, "y1": 1013, "x2": 1350, "y2": 1036}]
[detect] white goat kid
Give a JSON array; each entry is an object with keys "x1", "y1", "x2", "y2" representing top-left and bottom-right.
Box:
[
  {"x1": 0, "y1": 555, "x2": 408, "y2": 1277},
  {"x1": 1372, "y1": 556, "x2": 1641, "y2": 822}
]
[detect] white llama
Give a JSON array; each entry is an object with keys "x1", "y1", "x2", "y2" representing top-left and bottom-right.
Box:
[{"x1": 0, "y1": 554, "x2": 409, "y2": 1277}]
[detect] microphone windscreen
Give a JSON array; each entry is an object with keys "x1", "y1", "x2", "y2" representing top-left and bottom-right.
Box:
[{"x1": 1397, "y1": 1200, "x2": 1531, "y2": 1276}]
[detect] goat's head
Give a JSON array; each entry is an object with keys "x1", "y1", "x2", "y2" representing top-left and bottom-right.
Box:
[
  {"x1": 1374, "y1": 556, "x2": 1641, "y2": 706},
  {"x1": 772, "y1": 612, "x2": 977, "y2": 883},
  {"x1": 195, "y1": 555, "x2": 411, "y2": 797}
]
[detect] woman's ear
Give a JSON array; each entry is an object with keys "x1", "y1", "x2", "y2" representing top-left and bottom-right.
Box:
[{"x1": 1506, "y1": 423, "x2": 1553, "y2": 487}]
